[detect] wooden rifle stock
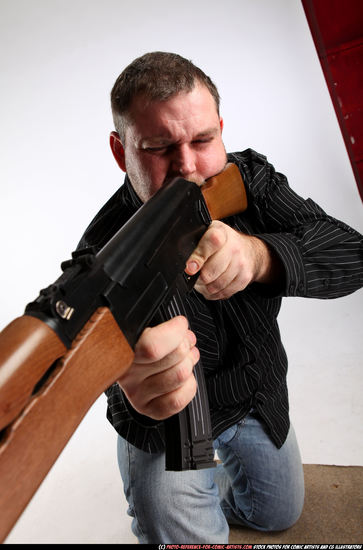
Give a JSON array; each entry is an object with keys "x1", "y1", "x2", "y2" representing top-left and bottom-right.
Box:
[
  {"x1": 201, "y1": 163, "x2": 247, "y2": 220},
  {"x1": 0, "y1": 315, "x2": 67, "y2": 431},
  {"x1": 0, "y1": 308, "x2": 134, "y2": 543},
  {"x1": 0, "y1": 162, "x2": 247, "y2": 542}
]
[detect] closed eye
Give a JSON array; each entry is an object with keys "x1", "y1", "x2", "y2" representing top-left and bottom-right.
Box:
[
  {"x1": 143, "y1": 145, "x2": 169, "y2": 154},
  {"x1": 193, "y1": 137, "x2": 213, "y2": 145},
  {"x1": 143, "y1": 136, "x2": 214, "y2": 154}
]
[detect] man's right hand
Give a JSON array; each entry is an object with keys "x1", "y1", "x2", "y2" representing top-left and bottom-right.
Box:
[{"x1": 117, "y1": 316, "x2": 199, "y2": 420}]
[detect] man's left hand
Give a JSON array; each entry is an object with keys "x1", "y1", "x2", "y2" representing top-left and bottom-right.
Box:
[{"x1": 185, "y1": 221, "x2": 282, "y2": 300}]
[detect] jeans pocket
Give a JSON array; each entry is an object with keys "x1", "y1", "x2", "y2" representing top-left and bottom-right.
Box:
[{"x1": 215, "y1": 419, "x2": 245, "y2": 448}]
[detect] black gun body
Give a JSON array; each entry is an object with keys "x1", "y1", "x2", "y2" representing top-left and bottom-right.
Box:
[{"x1": 25, "y1": 177, "x2": 216, "y2": 470}]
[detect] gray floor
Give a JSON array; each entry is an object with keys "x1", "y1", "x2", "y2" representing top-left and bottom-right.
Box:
[{"x1": 229, "y1": 465, "x2": 363, "y2": 544}]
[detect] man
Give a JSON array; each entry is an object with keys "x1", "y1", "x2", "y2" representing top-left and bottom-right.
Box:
[{"x1": 78, "y1": 52, "x2": 363, "y2": 543}]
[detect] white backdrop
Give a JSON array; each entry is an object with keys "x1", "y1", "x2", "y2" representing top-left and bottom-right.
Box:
[{"x1": 1, "y1": 0, "x2": 362, "y2": 544}]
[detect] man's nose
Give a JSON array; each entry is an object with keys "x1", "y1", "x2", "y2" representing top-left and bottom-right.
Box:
[{"x1": 171, "y1": 145, "x2": 196, "y2": 178}]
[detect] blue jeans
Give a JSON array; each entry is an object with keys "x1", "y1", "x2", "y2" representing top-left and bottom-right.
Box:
[{"x1": 117, "y1": 411, "x2": 305, "y2": 543}]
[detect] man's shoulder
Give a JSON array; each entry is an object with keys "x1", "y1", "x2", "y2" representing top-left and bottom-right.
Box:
[
  {"x1": 227, "y1": 148, "x2": 280, "y2": 196},
  {"x1": 227, "y1": 148, "x2": 272, "y2": 185},
  {"x1": 77, "y1": 182, "x2": 133, "y2": 251},
  {"x1": 227, "y1": 148, "x2": 268, "y2": 167}
]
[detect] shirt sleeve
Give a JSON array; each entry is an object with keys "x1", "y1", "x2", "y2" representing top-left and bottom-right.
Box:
[{"x1": 230, "y1": 149, "x2": 363, "y2": 299}]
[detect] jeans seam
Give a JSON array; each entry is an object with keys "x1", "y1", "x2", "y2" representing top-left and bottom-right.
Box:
[
  {"x1": 226, "y1": 418, "x2": 246, "y2": 445},
  {"x1": 220, "y1": 419, "x2": 257, "y2": 524},
  {"x1": 127, "y1": 442, "x2": 147, "y2": 541},
  {"x1": 234, "y1": 448, "x2": 257, "y2": 523}
]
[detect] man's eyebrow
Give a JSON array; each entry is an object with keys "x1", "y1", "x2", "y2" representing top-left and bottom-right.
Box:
[
  {"x1": 193, "y1": 127, "x2": 219, "y2": 139},
  {"x1": 140, "y1": 136, "x2": 173, "y2": 147}
]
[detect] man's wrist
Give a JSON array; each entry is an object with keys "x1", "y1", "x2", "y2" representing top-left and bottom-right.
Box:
[{"x1": 252, "y1": 236, "x2": 284, "y2": 286}]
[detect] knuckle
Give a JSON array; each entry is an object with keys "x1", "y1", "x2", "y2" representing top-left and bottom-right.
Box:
[
  {"x1": 191, "y1": 346, "x2": 200, "y2": 364},
  {"x1": 169, "y1": 381, "x2": 197, "y2": 414},
  {"x1": 139, "y1": 341, "x2": 160, "y2": 362},
  {"x1": 173, "y1": 315, "x2": 189, "y2": 330},
  {"x1": 208, "y1": 278, "x2": 224, "y2": 292},
  {"x1": 200, "y1": 261, "x2": 220, "y2": 284},
  {"x1": 189, "y1": 376, "x2": 198, "y2": 398},
  {"x1": 143, "y1": 393, "x2": 169, "y2": 419},
  {"x1": 136, "y1": 329, "x2": 160, "y2": 361},
  {"x1": 204, "y1": 273, "x2": 227, "y2": 296},
  {"x1": 183, "y1": 349, "x2": 199, "y2": 376},
  {"x1": 167, "y1": 396, "x2": 183, "y2": 416},
  {"x1": 125, "y1": 388, "x2": 147, "y2": 413},
  {"x1": 175, "y1": 363, "x2": 190, "y2": 385},
  {"x1": 178, "y1": 337, "x2": 190, "y2": 356},
  {"x1": 199, "y1": 268, "x2": 213, "y2": 284},
  {"x1": 209, "y1": 225, "x2": 226, "y2": 248},
  {"x1": 149, "y1": 392, "x2": 184, "y2": 418}
]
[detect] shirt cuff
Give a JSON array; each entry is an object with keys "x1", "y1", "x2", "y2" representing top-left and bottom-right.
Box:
[{"x1": 254, "y1": 233, "x2": 307, "y2": 297}]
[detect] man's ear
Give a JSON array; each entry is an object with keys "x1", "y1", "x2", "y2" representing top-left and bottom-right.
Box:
[
  {"x1": 110, "y1": 131, "x2": 126, "y2": 172},
  {"x1": 220, "y1": 117, "x2": 224, "y2": 133}
]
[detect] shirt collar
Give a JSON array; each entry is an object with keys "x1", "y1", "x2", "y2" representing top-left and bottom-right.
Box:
[{"x1": 123, "y1": 174, "x2": 143, "y2": 211}]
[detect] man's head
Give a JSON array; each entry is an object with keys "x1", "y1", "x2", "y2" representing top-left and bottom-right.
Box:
[
  {"x1": 111, "y1": 52, "x2": 221, "y2": 142},
  {"x1": 110, "y1": 52, "x2": 227, "y2": 202}
]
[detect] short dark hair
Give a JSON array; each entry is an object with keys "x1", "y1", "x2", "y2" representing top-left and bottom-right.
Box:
[{"x1": 110, "y1": 51, "x2": 220, "y2": 142}]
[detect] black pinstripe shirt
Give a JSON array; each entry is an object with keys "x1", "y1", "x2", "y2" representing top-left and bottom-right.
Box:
[{"x1": 77, "y1": 149, "x2": 363, "y2": 451}]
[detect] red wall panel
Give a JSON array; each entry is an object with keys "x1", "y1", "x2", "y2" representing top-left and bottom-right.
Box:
[{"x1": 302, "y1": 0, "x2": 363, "y2": 201}]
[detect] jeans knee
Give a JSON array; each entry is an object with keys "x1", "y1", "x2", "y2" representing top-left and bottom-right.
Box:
[{"x1": 259, "y1": 489, "x2": 305, "y2": 532}]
